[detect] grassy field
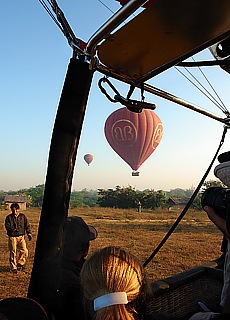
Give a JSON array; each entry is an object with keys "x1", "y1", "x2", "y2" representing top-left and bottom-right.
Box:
[{"x1": 0, "y1": 206, "x2": 223, "y2": 299}]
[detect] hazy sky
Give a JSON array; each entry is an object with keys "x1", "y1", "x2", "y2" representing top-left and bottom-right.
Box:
[{"x1": 1, "y1": 0, "x2": 230, "y2": 192}]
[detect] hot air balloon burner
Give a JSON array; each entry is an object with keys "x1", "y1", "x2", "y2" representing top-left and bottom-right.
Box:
[
  {"x1": 114, "y1": 95, "x2": 156, "y2": 113},
  {"x1": 98, "y1": 77, "x2": 156, "y2": 113}
]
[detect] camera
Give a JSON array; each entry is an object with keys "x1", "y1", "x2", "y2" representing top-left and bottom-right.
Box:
[{"x1": 201, "y1": 186, "x2": 230, "y2": 218}]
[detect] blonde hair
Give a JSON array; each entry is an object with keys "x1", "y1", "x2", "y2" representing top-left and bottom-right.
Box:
[{"x1": 80, "y1": 246, "x2": 148, "y2": 320}]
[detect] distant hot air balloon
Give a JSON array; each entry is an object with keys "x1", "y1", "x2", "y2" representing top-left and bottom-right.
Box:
[
  {"x1": 84, "y1": 154, "x2": 93, "y2": 166},
  {"x1": 104, "y1": 107, "x2": 163, "y2": 175}
]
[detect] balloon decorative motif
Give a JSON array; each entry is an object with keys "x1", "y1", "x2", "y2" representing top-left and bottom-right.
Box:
[
  {"x1": 84, "y1": 154, "x2": 93, "y2": 166},
  {"x1": 104, "y1": 107, "x2": 163, "y2": 174}
]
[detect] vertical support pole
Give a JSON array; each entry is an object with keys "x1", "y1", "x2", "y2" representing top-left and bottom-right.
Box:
[{"x1": 28, "y1": 57, "x2": 93, "y2": 299}]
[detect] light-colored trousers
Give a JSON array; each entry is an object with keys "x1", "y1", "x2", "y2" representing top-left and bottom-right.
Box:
[{"x1": 8, "y1": 235, "x2": 28, "y2": 270}]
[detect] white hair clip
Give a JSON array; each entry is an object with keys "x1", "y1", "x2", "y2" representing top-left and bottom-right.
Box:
[{"x1": 94, "y1": 292, "x2": 128, "y2": 311}]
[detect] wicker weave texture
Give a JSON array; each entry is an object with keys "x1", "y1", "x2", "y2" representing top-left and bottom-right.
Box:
[{"x1": 146, "y1": 270, "x2": 223, "y2": 319}]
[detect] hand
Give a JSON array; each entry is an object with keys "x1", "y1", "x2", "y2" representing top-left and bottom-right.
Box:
[
  {"x1": 28, "y1": 234, "x2": 32, "y2": 241},
  {"x1": 204, "y1": 205, "x2": 217, "y2": 217},
  {"x1": 204, "y1": 206, "x2": 228, "y2": 237}
]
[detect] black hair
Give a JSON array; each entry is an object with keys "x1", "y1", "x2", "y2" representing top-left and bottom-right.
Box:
[{"x1": 10, "y1": 203, "x2": 20, "y2": 210}]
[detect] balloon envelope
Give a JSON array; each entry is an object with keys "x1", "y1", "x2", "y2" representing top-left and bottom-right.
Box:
[
  {"x1": 104, "y1": 107, "x2": 163, "y2": 171},
  {"x1": 84, "y1": 154, "x2": 93, "y2": 166}
]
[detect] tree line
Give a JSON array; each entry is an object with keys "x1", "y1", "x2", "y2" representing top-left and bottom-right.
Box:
[{"x1": 0, "y1": 180, "x2": 224, "y2": 210}]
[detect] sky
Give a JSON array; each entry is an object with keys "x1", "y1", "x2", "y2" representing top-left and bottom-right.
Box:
[{"x1": 1, "y1": 0, "x2": 230, "y2": 192}]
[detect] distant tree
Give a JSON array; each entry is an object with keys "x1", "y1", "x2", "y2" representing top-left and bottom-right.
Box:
[
  {"x1": 81, "y1": 189, "x2": 98, "y2": 207},
  {"x1": 97, "y1": 188, "x2": 116, "y2": 207},
  {"x1": 18, "y1": 185, "x2": 44, "y2": 207},
  {"x1": 114, "y1": 185, "x2": 137, "y2": 208},
  {"x1": 142, "y1": 189, "x2": 166, "y2": 209},
  {"x1": 166, "y1": 188, "x2": 194, "y2": 198},
  {"x1": 70, "y1": 189, "x2": 98, "y2": 207},
  {"x1": 70, "y1": 192, "x2": 84, "y2": 207},
  {"x1": 202, "y1": 179, "x2": 225, "y2": 191},
  {"x1": 192, "y1": 193, "x2": 202, "y2": 211},
  {"x1": 5, "y1": 182, "x2": 224, "y2": 210},
  {"x1": 0, "y1": 191, "x2": 6, "y2": 204},
  {"x1": 97, "y1": 186, "x2": 166, "y2": 210},
  {"x1": 97, "y1": 186, "x2": 137, "y2": 209},
  {"x1": 155, "y1": 190, "x2": 167, "y2": 208}
]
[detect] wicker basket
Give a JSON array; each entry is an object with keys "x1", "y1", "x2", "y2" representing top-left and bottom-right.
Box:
[{"x1": 146, "y1": 261, "x2": 223, "y2": 320}]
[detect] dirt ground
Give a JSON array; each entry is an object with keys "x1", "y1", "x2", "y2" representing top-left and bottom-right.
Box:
[{"x1": 0, "y1": 207, "x2": 223, "y2": 299}]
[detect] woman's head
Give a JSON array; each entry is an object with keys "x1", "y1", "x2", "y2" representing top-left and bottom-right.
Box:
[{"x1": 80, "y1": 246, "x2": 148, "y2": 320}]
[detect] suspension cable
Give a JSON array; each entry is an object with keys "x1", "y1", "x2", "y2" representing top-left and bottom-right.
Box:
[
  {"x1": 175, "y1": 67, "x2": 229, "y2": 115},
  {"x1": 175, "y1": 60, "x2": 230, "y2": 116},
  {"x1": 38, "y1": 0, "x2": 86, "y2": 52},
  {"x1": 98, "y1": 0, "x2": 115, "y2": 13},
  {"x1": 191, "y1": 57, "x2": 227, "y2": 112},
  {"x1": 39, "y1": 0, "x2": 63, "y2": 32}
]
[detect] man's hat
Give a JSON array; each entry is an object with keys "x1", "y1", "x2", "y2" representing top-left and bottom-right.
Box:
[{"x1": 63, "y1": 216, "x2": 97, "y2": 259}]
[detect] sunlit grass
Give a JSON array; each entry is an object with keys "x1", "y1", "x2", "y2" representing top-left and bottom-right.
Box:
[{"x1": 0, "y1": 206, "x2": 223, "y2": 298}]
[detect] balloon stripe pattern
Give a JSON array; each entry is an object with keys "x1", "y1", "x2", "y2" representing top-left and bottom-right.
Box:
[{"x1": 104, "y1": 107, "x2": 163, "y2": 171}]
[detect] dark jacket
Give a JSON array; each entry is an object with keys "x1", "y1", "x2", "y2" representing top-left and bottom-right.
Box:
[
  {"x1": 37, "y1": 255, "x2": 85, "y2": 320},
  {"x1": 5, "y1": 213, "x2": 31, "y2": 237}
]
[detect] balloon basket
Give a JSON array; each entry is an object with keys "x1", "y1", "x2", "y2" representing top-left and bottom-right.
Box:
[{"x1": 132, "y1": 171, "x2": 139, "y2": 176}]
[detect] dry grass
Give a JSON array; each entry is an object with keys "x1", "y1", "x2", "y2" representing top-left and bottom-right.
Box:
[{"x1": 0, "y1": 206, "x2": 223, "y2": 299}]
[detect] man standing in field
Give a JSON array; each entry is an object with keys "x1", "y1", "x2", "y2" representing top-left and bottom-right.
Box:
[{"x1": 5, "y1": 202, "x2": 32, "y2": 274}]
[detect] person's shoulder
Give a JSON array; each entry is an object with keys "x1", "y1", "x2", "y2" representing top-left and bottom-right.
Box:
[
  {"x1": 19, "y1": 213, "x2": 27, "y2": 218},
  {"x1": 5, "y1": 213, "x2": 12, "y2": 219}
]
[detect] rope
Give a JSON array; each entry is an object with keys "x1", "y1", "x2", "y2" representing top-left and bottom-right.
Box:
[
  {"x1": 143, "y1": 125, "x2": 228, "y2": 267},
  {"x1": 38, "y1": 0, "x2": 85, "y2": 52},
  {"x1": 175, "y1": 57, "x2": 230, "y2": 116},
  {"x1": 39, "y1": 0, "x2": 62, "y2": 31},
  {"x1": 97, "y1": 0, "x2": 115, "y2": 13},
  {"x1": 175, "y1": 67, "x2": 228, "y2": 115},
  {"x1": 191, "y1": 57, "x2": 227, "y2": 113}
]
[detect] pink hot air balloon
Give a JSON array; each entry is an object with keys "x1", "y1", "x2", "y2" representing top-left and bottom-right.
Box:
[
  {"x1": 104, "y1": 107, "x2": 163, "y2": 173},
  {"x1": 84, "y1": 154, "x2": 93, "y2": 166}
]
